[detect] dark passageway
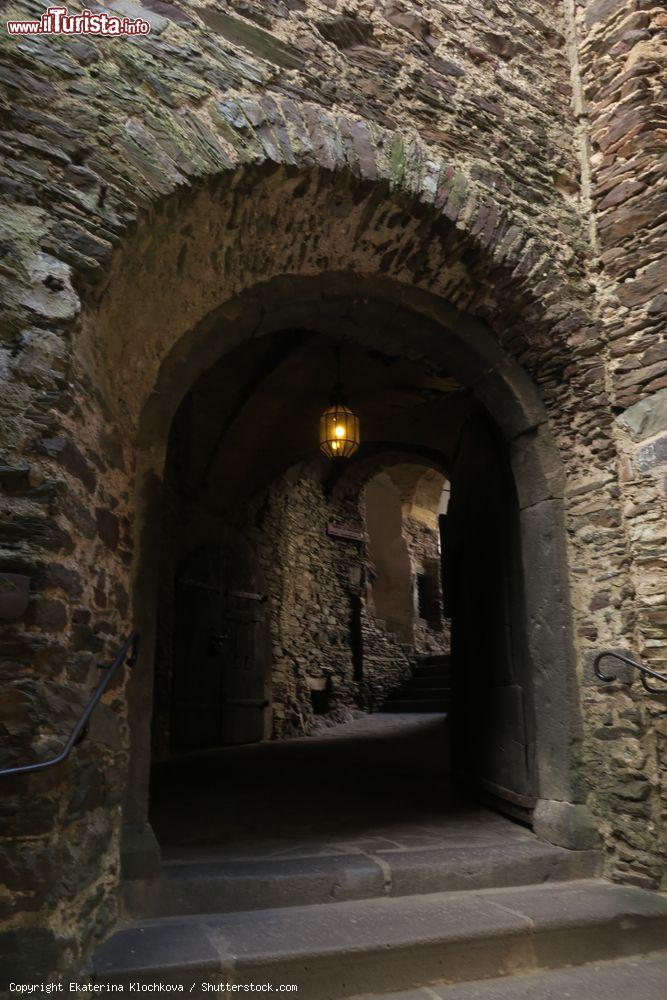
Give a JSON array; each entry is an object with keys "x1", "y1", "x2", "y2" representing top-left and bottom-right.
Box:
[
  {"x1": 145, "y1": 711, "x2": 594, "y2": 916},
  {"x1": 150, "y1": 324, "x2": 536, "y2": 836},
  {"x1": 127, "y1": 710, "x2": 603, "y2": 960},
  {"x1": 150, "y1": 713, "x2": 454, "y2": 860},
  {"x1": 112, "y1": 713, "x2": 603, "y2": 990},
  {"x1": 103, "y1": 294, "x2": 619, "y2": 992}
]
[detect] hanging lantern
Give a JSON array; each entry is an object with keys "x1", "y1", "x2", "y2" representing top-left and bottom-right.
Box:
[
  {"x1": 319, "y1": 401, "x2": 360, "y2": 459},
  {"x1": 319, "y1": 349, "x2": 360, "y2": 460}
]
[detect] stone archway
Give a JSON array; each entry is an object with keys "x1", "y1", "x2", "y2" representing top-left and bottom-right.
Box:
[
  {"x1": 1, "y1": 1, "x2": 661, "y2": 977},
  {"x1": 2, "y1": 151, "x2": 613, "y2": 970},
  {"x1": 120, "y1": 275, "x2": 595, "y2": 874}
]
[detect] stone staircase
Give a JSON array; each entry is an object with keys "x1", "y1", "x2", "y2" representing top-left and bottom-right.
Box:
[
  {"x1": 93, "y1": 719, "x2": 667, "y2": 995},
  {"x1": 381, "y1": 654, "x2": 452, "y2": 713},
  {"x1": 93, "y1": 836, "x2": 667, "y2": 995}
]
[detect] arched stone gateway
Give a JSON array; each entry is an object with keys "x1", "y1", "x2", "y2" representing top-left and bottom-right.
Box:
[
  {"x1": 127, "y1": 275, "x2": 587, "y2": 841},
  {"x1": 1, "y1": 0, "x2": 665, "y2": 981},
  {"x1": 0, "y1": 164, "x2": 633, "y2": 973}
]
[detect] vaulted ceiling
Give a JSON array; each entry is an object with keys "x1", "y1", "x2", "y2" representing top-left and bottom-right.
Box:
[{"x1": 167, "y1": 328, "x2": 478, "y2": 513}]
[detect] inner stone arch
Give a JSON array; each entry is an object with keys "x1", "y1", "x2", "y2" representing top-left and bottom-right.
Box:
[
  {"x1": 62, "y1": 124, "x2": 597, "y2": 884},
  {"x1": 79, "y1": 159, "x2": 574, "y2": 444},
  {"x1": 119, "y1": 273, "x2": 590, "y2": 870},
  {"x1": 335, "y1": 456, "x2": 452, "y2": 653}
]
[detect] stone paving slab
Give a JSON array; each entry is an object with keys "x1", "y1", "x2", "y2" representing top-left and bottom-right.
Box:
[
  {"x1": 357, "y1": 952, "x2": 667, "y2": 1000},
  {"x1": 381, "y1": 841, "x2": 599, "y2": 898},
  {"x1": 125, "y1": 838, "x2": 600, "y2": 918},
  {"x1": 95, "y1": 880, "x2": 667, "y2": 996},
  {"x1": 125, "y1": 853, "x2": 386, "y2": 918},
  {"x1": 160, "y1": 804, "x2": 543, "y2": 864}
]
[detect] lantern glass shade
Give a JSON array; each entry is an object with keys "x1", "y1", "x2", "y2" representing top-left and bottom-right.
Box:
[{"x1": 319, "y1": 402, "x2": 360, "y2": 459}]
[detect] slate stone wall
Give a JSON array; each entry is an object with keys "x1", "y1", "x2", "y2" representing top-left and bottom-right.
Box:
[
  {"x1": 0, "y1": 0, "x2": 664, "y2": 979},
  {"x1": 575, "y1": 0, "x2": 667, "y2": 889},
  {"x1": 152, "y1": 461, "x2": 419, "y2": 747},
  {"x1": 402, "y1": 514, "x2": 450, "y2": 656},
  {"x1": 235, "y1": 465, "x2": 416, "y2": 733}
]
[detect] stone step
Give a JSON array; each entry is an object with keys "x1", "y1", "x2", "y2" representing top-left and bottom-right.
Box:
[
  {"x1": 356, "y1": 952, "x2": 667, "y2": 1000},
  {"x1": 417, "y1": 654, "x2": 452, "y2": 666},
  {"x1": 413, "y1": 664, "x2": 452, "y2": 679},
  {"x1": 93, "y1": 880, "x2": 667, "y2": 994},
  {"x1": 409, "y1": 673, "x2": 451, "y2": 688},
  {"x1": 123, "y1": 839, "x2": 600, "y2": 919},
  {"x1": 389, "y1": 687, "x2": 450, "y2": 701},
  {"x1": 382, "y1": 698, "x2": 450, "y2": 712}
]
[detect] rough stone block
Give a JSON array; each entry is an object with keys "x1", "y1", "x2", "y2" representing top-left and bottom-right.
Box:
[
  {"x1": 636, "y1": 433, "x2": 667, "y2": 474},
  {"x1": 533, "y1": 799, "x2": 601, "y2": 850},
  {"x1": 121, "y1": 822, "x2": 161, "y2": 881},
  {"x1": 618, "y1": 388, "x2": 667, "y2": 441}
]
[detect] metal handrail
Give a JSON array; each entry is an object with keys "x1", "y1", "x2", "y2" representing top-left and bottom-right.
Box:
[
  {"x1": 594, "y1": 649, "x2": 667, "y2": 695},
  {"x1": 0, "y1": 631, "x2": 139, "y2": 778}
]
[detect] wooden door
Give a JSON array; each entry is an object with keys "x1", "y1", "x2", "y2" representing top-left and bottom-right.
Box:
[
  {"x1": 446, "y1": 414, "x2": 535, "y2": 819},
  {"x1": 171, "y1": 544, "x2": 268, "y2": 750},
  {"x1": 219, "y1": 583, "x2": 269, "y2": 745}
]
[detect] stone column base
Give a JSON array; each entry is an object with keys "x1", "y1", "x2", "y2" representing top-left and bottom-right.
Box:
[
  {"x1": 534, "y1": 799, "x2": 601, "y2": 851},
  {"x1": 121, "y1": 822, "x2": 161, "y2": 881}
]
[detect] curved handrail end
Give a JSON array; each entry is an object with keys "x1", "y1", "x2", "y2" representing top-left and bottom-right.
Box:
[
  {"x1": 0, "y1": 630, "x2": 139, "y2": 779},
  {"x1": 594, "y1": 649, "x2": 667, "y2": 694}
]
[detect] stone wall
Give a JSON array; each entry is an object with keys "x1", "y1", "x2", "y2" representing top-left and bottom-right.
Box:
[
  {"x1": 154, "y1": 458, "x2": 419, "y2": 744},
  {"x1": 402, "y1": 513, "x2": 450, "y2": 656},
  {"x1": 242, "y1": 467, "x2": 363, "y2": 734},
  {"x1": 573, "y1": 0, "x2": 667, "y2": 889},
  {"x1": 364, "y1": 465, "x2": 450, "y2": 656},
  {"x1": 359, "y1": 604, "x2": 415, "y2": 709}
]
